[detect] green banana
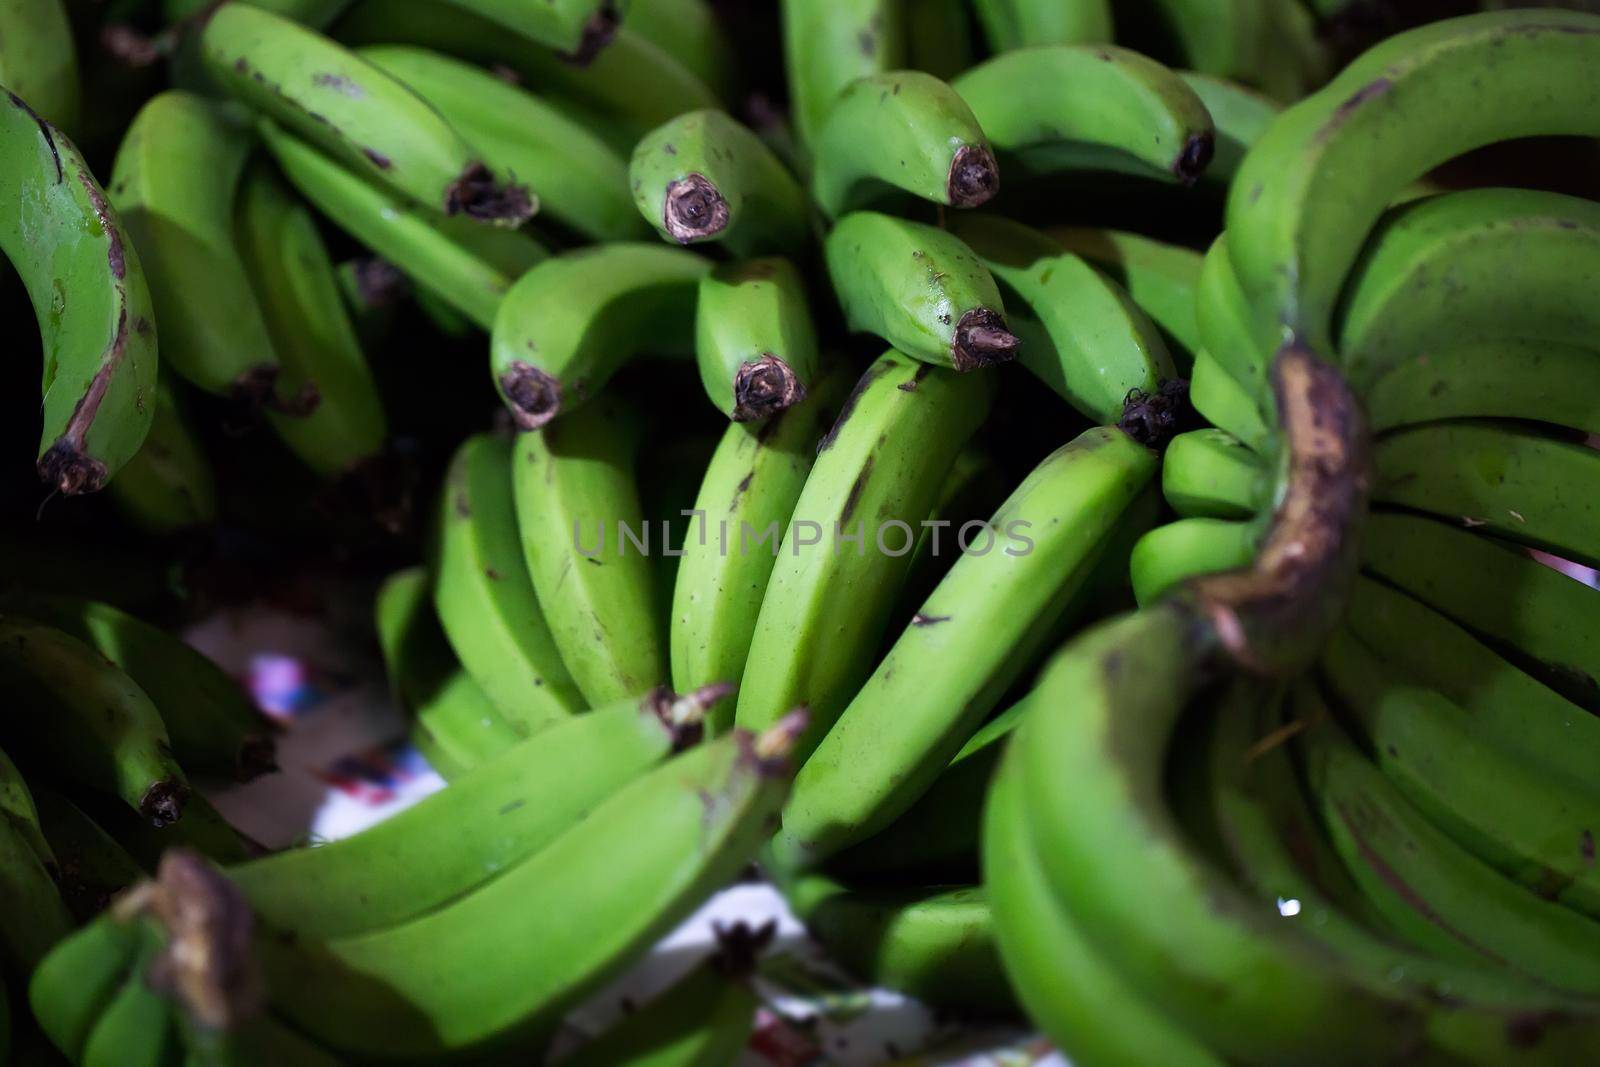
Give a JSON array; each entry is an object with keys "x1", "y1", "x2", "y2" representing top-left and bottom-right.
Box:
[
  {"x1": 1176, "y1": 71, "x2": 1279, "y2": 186},
  {"x1": 773, "y1": 425, "x2": 1158, "y2": 868},
  {"x1": 810, "y1": 71, "x2": 997, "y2": 217},
  {"x1": 88, "y1": 789, "x2": 256, "y2": 869},
  {"x1": 0, "y1": 0, "x2": 78, "y2": 132},
  {"x1": 1130, "y1": 516, "x2": 1263, "y2": 606},
  {"x1": 949, "y1": 215, "x2": 1175, "y2": 423},
  {"x1": 1365, "y1": 339, "x2": 1600, "y2": 438},
  {"x1": 0, "y1": 617, "x2": 188, "y2": 825},
  {"x1": 970, "y1": 0, "x2": 1111, "y2": 52},
  {"x1": 629, "y1": 109, "x2": 808, "y2": 254},
  {"x1": 780, "y1": 0, "x2": 905, "y2": 151},
  {"x1": 374, "y1": 567, "x2": 520, "y2": 777},
  {"x1": 490, "y1": 243, "x2": 708, "y2": 429},
  {"x1": 904, "y1": 0, "x2": 972, "y2": 80},
  {"x1": 0, "y1": 743, "x2": 54, "y2": 874},
  {"x1": 670, "y1": 369, "x2": 852, "y2": 729},
  {"x1": 694, "y1": 257, "x2": 819, "y2": 421},
  {"x1": 825, "y1": 211, "x2": 1018, "y2": 371},
  {"x1": 32, "y1": 788, "x2": 145, "y2": 921},
  {"x1": 512, "y1": 395, "x2": 666, "y2": 705},
  {"x1": 622, "y1": 0, "x2": 737, "y2": 104},
  {"x1": 1046, "y1": 226, "x2": 1204, "y2": 365},
  {"x1": 229, "y1": 685, "x2": 723, "y2": 939},
  {"x1": 952, "y1": 45, "x2": 1214, "y2": 184},
  {"x1": 358, "y1": 45, "x2": 646, "y2": 242},
  {"x1": 427, "y1": 0, "x2": 617, "y2": 61},
  {"x1": 734, "y1": 350, "x2": 993, "y2": 748},
  {"x1": 432, "y1": 432, "x2": 583, "y2": 730},
  {"x1": 82, "y1": 935, "x2": 178, "y2": 1067},
  {"x1": 202, "y1": 3, "x2": 532, "y2": 225},
  {"x1": 1190, "y1": 347, "x2": 1271, "y2": 454},
  {"x1": 29, "y1": 912, "x2": 148, "y2": 1062},
  {"x1": 336, "y1": 255, "x2": 404, "y2": 349},
  {"x1": 1161, "y1": 427, "x2": 1268, "y2": 519},
  {"x1": 105, "y1": 380, "x2": 218, "y2": 535},
  {"x1": 1193, "y1": 233, "x2": 1270, "y2": 419},
  {"x1": 0, "y1": 590, "x2": 276, "y2": 783},
  {"x1": 1121, "y1": 0, "x2": 1266, "y2": 90},
  {"x1": 0, "y1": 806, "x2": 72, "y2": 973},
  {"x1": 258, "y1": 120, "x2": 547, "y2": 331},
  {"x1": 2, "y1": 89, "x2": 156, "y2": 492},
  {"x1": 235, "y1": 160, "x2": 389, "y2": 480}
]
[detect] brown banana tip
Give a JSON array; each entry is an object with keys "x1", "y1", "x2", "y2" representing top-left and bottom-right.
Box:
[
  {"x1": 269, "y1": 379, "x2": 321, "y2": 418},
  {"x1": 144, "y1": 849, "x2": 263, "y2": 1031},
  {"x1": 732, "y1": 355, "x2": 807, "y2": 421},
  {"x1": 1117, "y1": 378, "x2": 1195, "y2": 451},
  {"x1": 351, "y1": 257, "x2": 408, "y2": 308},
  {"x1": 445, "y1": 162, "x2": 536, "y2": 226},
  {"x1": 951, "y1": 308, "x2": 1020, "y2": 371},
  {"x1": 499, "y1": 362, "x2": 562, "y2": 431},
  {"x1": 946, "y1": 144, "x2": 999, "y2": 208},
  {"x1": 711, "y1": 919, "x2": 777, "y2": 978},
  {"x1": 219, "y1": 364, "x2": 280, "y2": 435},
  {"x1": 663, "y1": 173, "x2": 730, "y2": 243},
  {"x1": 1174, "y1": 132, "x2": 1215, "y2": 185},
  {"x1": 37, "y1": 444, "x2": 108, "y2": 495},
  {"x1": 752, "y1": 706, "x2": 809, "y2": 765},
  {"x1": 558, "y1": 2, "x2": 620, "y2": 66},
  {"x1": 141, "y1": 779, "x2": 191, "y2": 827},
  {"x1": 235, "y1": 735, "x2": 280, "y2": 783}
]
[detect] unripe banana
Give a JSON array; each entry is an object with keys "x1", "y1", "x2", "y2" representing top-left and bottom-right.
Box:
[
  {"x1": 105, "y1": 380, "x2": 218, "y2": 535},
  {"x1": 811, "y1": 71, "x2": 997, "y2": 217},
  {"x1": 825, "y1": 211, "x2": 1018, "y2": 371},
  {"x1": 0, "y1": 0, "x2": 79, "y2": 132},
  {"x1": 1161, "y1": 427, "x2": 1268, "y2": 520},
  {"x1": 1130, "y1": 515, "x2": 1263, "y2": 606},
  {"x1": 1177, "y1": 71, "x2": 1279, "y2": 186},
  {"x1": 904, "y1": 0, "x2": 972, "y2": 80},
  {"x1": 970, "y1": 0, "x2": 1110, "y2": 52},
  {"x1": 694, "y1": 257, "x2": 819, "y2": 421},
  {"x1": 426, "y1": 0, "x2": 618, "y2": 61},
  {"x1": 622, "y1": 0, "x2": 738, "y2": 104},
  {"x1": 0, "y1": 743, "x2": 55, "y2": 875},
  {"x1": 1045, "y1": 226, "x2": 1204, "y2": 366},
  {"x1": 490, "y1": 243, "x2": 708, "y2": 430},
  {"x1": 1126, "y1": 0, "x2": 1266, "y2": 93},
  {"x1": 1188, "y1": 349, "x2": 1271, "y2": 456},
  {"x1": 29, "y1": 913, "x2": 147, "y2": 1062},
  {"x1": 0, "y1": 807, "x2": 72, "y2": 974},
  {"x1": 630, "y1": 109, "x2": 808, "y2": 255},
  {"x1": 32, "y1": 789, "x2": 144, "y2": 921},
  {"x1": 1193, "y1": 233, "x2": 1271, "y2": 418},
  {"x1": 780, "y1": 0, "x2": 905, "y2": 151},
  {"x1": 1366, "y1": 339, "x2": 1600, "y2": 438},
  {"x1": 82, "y1": 936, "x2": 178, "y2": 1067}
]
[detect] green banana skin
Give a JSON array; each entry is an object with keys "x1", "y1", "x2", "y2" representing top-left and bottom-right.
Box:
[
  {"x1": 106, "y1": 380, "x2": 219, "y2": 535},
  {"x1": 630, "y1": 110, "x2": 808, "y2": 255},
  {"x1": 1319, "y1": 627, "x2": 1600, "y2": 920},
  {"x1": 29, "y1": 913, "x2": 146, "y2": 1062},
  {"x1": 1194, "y1": 234, "x2": 1272, "y2": 424},
  {"x1": 1226, "y1": 9, "x2": 1600, "y2": 361},
  {"x1": 0, "y1": 807, "x2": 73, "y2": 973},
  {"x1": 1176, "y1": 71, "x2": 1279, "y2": 186},
  {"x1": 952, "y1": 45, "x2": 1214, "y2": 186},
  {"x1": 1373, "y1": 421, "x2": 1600, "y2": 570},
  {"x1": 258, "y1": 120, "x2": 547, "y2": 332},
  {"x1": 336, "y1": 256, "x2": 403, "y2": 350},
  {"x1": 904, "y1": 0, "x2": 972, "y2": 80},
  {"x1": 1366, "y1": 340, "x2": 1600, "y2": 438},
  {"x1": 781, "y1": 0, "x2": 906, "y2": 151},
  {"x1": 178, "y1": 1010, "x2": 349, "y2": 1067},
  {"x1": 985, "y1": 744, "x2": 1227, "y2": 1067},
  {"x1": 0, "y1": 0, "x2": 79, "y2": 133},
  {"x1": 88, "y1": 788, "x2": 257, "y2": 869},
  {"x1": 83, "y1": 935, "x2": 179, "y2": 1067},
  {"x1": 810, "y1": 71, "x2": 998, "y2": 217},
  {"x1": 773, "y1": 425, "x2": 1158, "y2": 869},
  {"x1": 427, "y1": 0, "x2": 617, "y2": 61},
  {"x1": 491, "y1": 242, "x2": 709, "y2": 429},
  {"x1": 359, "y1": 45, "x2": 646, "y2": 243},
  {"x1": 1045, "y1": 226, "x2": 1204, "y2": 365},
  {"x1": 623, "y1": 0, "x2": 738, "y2": 104},
  {"x1": 0, "y1": 617, "x2": 189, "y2": 826},
  {"x1": 229, "y1": 685, "x2": 721, "y2": 940},
  {"x1": 1162, "y1": 428, "x2": 1268, "y2": 520},
  {"x1": 32, "y1": 789, "x2": 145, "y2": 922},
  {"x1": 2, "y1": 90, "x2": 156, "y2": 493},
  {"x1": 970, "y1": 0, "x2": 1110, "y2": 52},
  {"x1": 670, "y1": 369, "x2": 853, "y2": 730},
  {"x1": 0, "y1": 742, "x2": 55, "y2": 875},
  {"x1": 203, "y1": 3, "x2": 532, "y2": 225},
  {"x1": 0, "y1": 591, "x2": 275, "y2": 783},
  {"x1": 235, "y1": 161, "x2": 389, "y2": 480},
  {"x1": 1129, "y1": 515, "x2": 1264, "y2": 606},
  {"x1": 694, "y1": 257, "x2": 820, "y2": 421},
  {"x1": 734, "y1": 351, "x2": 993, "y2": 751},
  {"x1": 432, "y1": 432, "x2": 583, "y2": 730},
  {"x1": 782, "y1": 874, "x2": 1014, "y2": 1015},
  {"x1": 375, "y1": 567, "x2": 520, "y2": 777},
  {"x1": 950, "y1": 215, "x2": 1174, "y2": 423},
  {"x1": 825, "y1": 212, "x2": 1019, "y2": 371},
  {"x1": 1190, "y1": 347, "x2": 1271, "y2": 455},
  {"x1": 513, "y1": 396, "x2": 666, "y2": 705},
  {"x1": 1121, "y1": 0, "x2": 1265, "y2": 91}
]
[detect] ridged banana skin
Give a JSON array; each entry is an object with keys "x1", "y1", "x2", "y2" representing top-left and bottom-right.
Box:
[
  {"x1": 432, "y1": 433, "x2": 582, "y2": 730},
  {"x1": 1046, "y1": 226, "x2": 1204, "y2": 364},
  {"x1": 109, "y1": 91, "x2": 280, "y2": 403},
  {"x1": 1190, "y1": 348, "x2": 1270, "y2": 455},
  {"x1": 1177, "y1": 72, "x2": 1279, "y2": 185},
  {"x1": 230, "y1": 688, "x2": 704, "y2": 940},
  {"x1": 781, "y1": 0, "x2": 906, "y2": 150},
  {"x1": 630, "y1": 110, "x2": 808, "y2": 255},
  {"x1": 202, "y1": 3, "x2": 530, "y2": 225},
  {"x1": 259, "y1": 120, "x2": 546, "y2": 331},
  {"x1": 490, "y1": 243, "x2": 708, "y2": 429},
  {"x1": 1, "y1": 91, "x2": 156, "y2": 493},
  {"x1": 774, "y1": 426, "x2": 1157, "y2": 868},
  {"x1": 1226, "y1": 9, "x2": 1600, "y2": 360},
  {"x1": 427, "y1": 0, "x2": 615, "y2": 58},
  {"x1": 1193, "y1": 234, "x2": 1271, "y2": 421},
  {"x1": 359, "y1": 46, "x2": 646, "y2": 242},
  {"x1": 670, "y1": 370, "x2": 851, "y2": 730},
  {"x1": 82, "y1": 945, "x2": 178, "y2": 1067},
  {"x1": 236, "y1": 162, "x2": 388, "y2": 479},
  {"x1": 0, "y1": 0, "x2": 78, "y2": 132},
  {"x1": 1366, "y1": 339, "x2": 1600, "y2": 438},
  {"x1": 0, "y1": 742, "x2": 55, "y2": 873},
  {"x1": 1130, "y1": 516, "x2": 1263, "y2": 606},
  {"x1": 260, "y1": 731, "x2": 788, "y2": 1059},
  {"x1": 105, "y1": 380, "x2": 217, "y2": 535},
  {"x1": 513, "y1": 396, "x2": 666, "y2": 706},
  {"x1": 29, "y1": 914, "x2": 146, "y2": 1062},
  {"x1": 970, "y1": 0, "x2": 1110, "y2": 52},
  {"x1": 734, "y1": 352, "x2": 993, "y2": 748},
  {"x1": 562, "y1": 952, "x2": 757, "y2": 1067},
  {"x1": 1373, "y1": 421, "x2": 1600, "y2": 570},
  {"x1": 810, "y1": 71, "x2": 997, "y2": 217},
  {"x1": 0, "y1": 807, "x2": 72, "y2": 974},
  {"x1": 1161, "y1": 428, "x2": 1268, "y2": 520},
  {"x1": 952, "y1": 45, "x2": 1213, "y2": 184},
  {"x1": 1021, "y1": 608, "x2": 1426, "y2": 1063},
  {"x1": 825, "y1": 212, "x2": 1017, "y2": 372},
  {"x1": 694, "y1": 258, "x2": 820, "y2": 420},
  {"x1": 951, "y1": 215, "x2": 1173, "y2": 422}
]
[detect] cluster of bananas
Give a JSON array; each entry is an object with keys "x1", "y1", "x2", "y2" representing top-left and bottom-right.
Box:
[{"x1": 2, "y1": 0, "x2": 1599, "y2": 1063}]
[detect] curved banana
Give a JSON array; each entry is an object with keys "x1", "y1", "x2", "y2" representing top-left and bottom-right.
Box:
[
  {"x1": 630, "y1": 109, "x2": 808, "y2": 254},
  {"x1": 1129, "y1": 515, "x2": 1263, "y2": 606},
  {"x1": 1177, "y1": 71, "x2": 1279, "y2": 186},
  {"x1": 428, "y1": 0, "x2": 617, "y2": 61},
  {"x1": 202, "y1": 3, "x2": 532, "y2": 224},
  {"x1": 1366, "y1": 339, "x2": 1600, "y2": 438},
  {"x1": 1046, "y1": 226, "x2": 1204, "y2": 364},
  {"x1": 774, "y1": 425, "x2": 1157, "y2": 868},
  {"x1": 734, "y1": 351, "x2": 993, "y2": 749},
  {"x1": 432, "y1": 432, "x2": 583, "y2": 730},
  {"x1": 1161, "y1": 427, "x2": 1268, "y2": 519},
  {"x1": 0, "y1": 0, "x2": 78, "y2": 132},
  {"x1": 952, "y1": 45, "x2": 1214, "y2": 184},
  {"x1": 29, "y1": 913, "x2": 147, "y2": 1062},
  {"x1": 825, "y1": 211, "x2": 1018, "y2": 371},
  {"x1": 622, "y1": 0, "x2": 738, "y2": 103},
  {"x1": 105, "y1": 380, "x2": 218, "y2": 535},
  {"x1": 780, "y1": 0, "x2": 905, "y2": 150},
  {"x1": 950, "y1": 215, "x2": 1174, "y2": 423},
  {"x1": 970, "y1": 0, "x2": 1110, "y2": 52},
  {"x1": 1193, "y1": 234, "x2": 1271, "y2": 418},
  {"x1": 1189, "y1": 348, "x2": 1270, "y2": 454},
  {"x1": 490, "y1": 243, "x2": 708, "y2": 429},
  {"x1": 694, "y1": 257, "x2": 819, "y2": 421},
  {"x1": 82, "y1": 939, "x2": 177, "y2": 1067},
  {"x1": 1125, "y1": 0, "x2": 1266, "y2": 90},
  {"x1": 32, "y1": 789, "x2": 144, "y2": 921},
  {"x1": 2, "y1": 89, "x2": 156, "y2": 492},
  {"x1": 0, "y1": 808, "x2": 72, "y2": 975},
  {"x1": 905, "y1": 0, "x2": 971, "y2": 80},
  {"x1": 359, "y1": 45, "x2": 645, "y2": 242},
  {"x1": 563, "y1": 953, "x2": 756, "y2": 1067},
  {"x1": 0, "y1": 743, "x2": 54, "y2": 875},
  {"x1": 810, "y1": 71, "x2": 997, "y2": 217}
]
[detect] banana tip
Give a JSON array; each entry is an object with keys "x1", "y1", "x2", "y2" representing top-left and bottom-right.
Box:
[
  {"x1": 446, "y1": 162, "x2": 537, "y2": 227},
  {"x1": 141, "y1": 779, "x2": 191, "y2": 828},
  {"x1": 500, "y1": 362, "x2": 562, "y2": 431},
  {"x1": 951, "y1": 308, "x2": 1019, "y2": 371},
  {"x1": 664, "y1": 173, "x2": 730, "y2": 243},
  {"x1": 557, "y1": 2, "x2": 620, "y2": 65},
  {"x1": 1174, "y1": 132, "x2": 1214, "y2": 185},
  {"x1": 37, "y1": 444, "x2": 108, "y2": 495},
  {"x1": 733, "y1": 355, "x2": 807, "y2": 421},
  {"x1": 946, "y1": 144, "x2": 999, "y2": 208}
]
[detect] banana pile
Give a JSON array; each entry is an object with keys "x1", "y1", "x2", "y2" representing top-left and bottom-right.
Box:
[{"x1": 2, "y1": 0, "x2": 1599, "y2": 1063}]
